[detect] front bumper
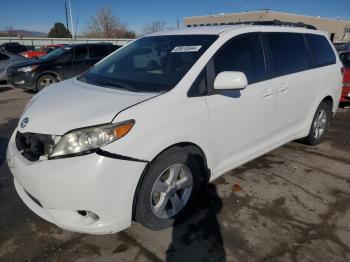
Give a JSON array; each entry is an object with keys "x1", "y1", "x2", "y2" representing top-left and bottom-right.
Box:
[
  {"x1": 7, "y1": 68, "x2": 36, "y2": 90},
  {"x1": 6, "y1": 129, "x2": 147, "y2": 234}
]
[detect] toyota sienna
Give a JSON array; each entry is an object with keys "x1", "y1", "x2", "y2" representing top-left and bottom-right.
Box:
[{"x1": 6, "y1": 25, "x2": 342, "y2": 234}]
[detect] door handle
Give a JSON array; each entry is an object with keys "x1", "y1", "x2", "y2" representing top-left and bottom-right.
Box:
[
  {"x1": 262, "y1": 88, "x2": 273, "y2": 97},
  {"x1": 278, "y1": 83, "x2": 290, "y2": 92}
]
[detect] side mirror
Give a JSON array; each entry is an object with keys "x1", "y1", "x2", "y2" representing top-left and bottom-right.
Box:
[{"x1": 213, "y1": 71, "x2": 248, "y2": 90}]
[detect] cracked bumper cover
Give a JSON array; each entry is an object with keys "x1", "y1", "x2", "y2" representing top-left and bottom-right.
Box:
[{"x1": 6, "y1": 130, "x2": 147, "y2": 234}]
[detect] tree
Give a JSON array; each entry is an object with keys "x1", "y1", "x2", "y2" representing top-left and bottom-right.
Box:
[
  {"x1": 84, "y1": 7, "x2": 135, "y2": 38},
  {"x1": 142, "y1": 20, "x2": 167, "y2": 35},
  {"x1": 48, "y1": 23, "x2": 71, "y2": 38}
]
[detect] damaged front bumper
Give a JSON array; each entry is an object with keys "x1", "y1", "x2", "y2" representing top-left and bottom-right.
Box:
[{"x1": 6, "y1": 129, "x2": 147, "y2": 234}]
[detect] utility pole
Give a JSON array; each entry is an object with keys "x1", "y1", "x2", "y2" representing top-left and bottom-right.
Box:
[
  {"x1": 75, "y1": 9, "x2": 79, "y2": 39},
  {"x1": 68, "y1": 0, "x2": 74, "y2": 40},
  {"x1": 64, "y1": 2, "x2": 69, "y2": 32}
]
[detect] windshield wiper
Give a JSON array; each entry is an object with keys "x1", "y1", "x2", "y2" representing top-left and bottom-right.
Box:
[{"x1": 96, "y1": 81, "x2": 141, "y2": 92}]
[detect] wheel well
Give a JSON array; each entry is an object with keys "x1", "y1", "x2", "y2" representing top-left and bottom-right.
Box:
[
  {"x1": 131, "y1": 142, "x2": 211, "y2": 220},
  {"x1": 322, "y1": 96, "x2": 333, "y2": 111}
]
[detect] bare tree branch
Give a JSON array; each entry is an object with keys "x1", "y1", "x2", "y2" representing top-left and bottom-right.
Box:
[
  {"x1": 142, "y1": 20, "x2": 168, "y2": 35},
  {"x1": 84, "y1": 7, "x2": 135, "y2": 38}
]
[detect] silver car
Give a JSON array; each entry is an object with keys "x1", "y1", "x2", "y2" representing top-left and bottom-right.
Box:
[{"x1": 0, "y1": 51, "x2": 28, "y2": 82}]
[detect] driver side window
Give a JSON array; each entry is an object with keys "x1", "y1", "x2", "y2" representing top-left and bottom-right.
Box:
[
  {"x1": 213, "y1": 33, "x2": 266, "y2": 85},
  {"x1": 56, "y1": 50, "x2": 72, "y2": 63},
  {"x1": 74, "y1": 47, "x2": 89, "y2": 61}
]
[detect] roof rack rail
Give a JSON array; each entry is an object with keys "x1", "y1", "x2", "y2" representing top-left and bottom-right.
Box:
[{"x1": 239, "y1": 20, "x2": 317, "y2": 30}]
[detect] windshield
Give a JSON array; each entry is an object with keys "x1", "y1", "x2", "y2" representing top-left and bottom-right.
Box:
[
  {"x1": 340, "y1": 52, "x2": 350, "y2": 68},
  {"x1": 39, "y1": 46, "x2": 72, "y2": 61},
  {"x1": 78, "y1": 35, "x2": 218, "y2": 93}
]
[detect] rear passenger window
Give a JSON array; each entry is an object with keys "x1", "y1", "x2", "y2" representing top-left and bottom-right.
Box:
[
  {"x1": 90, "y1": 46, "x2": 110, "y2": 59},
  {"x1": 305, "y1": 34, "x2": 336, "y2": 67},
  {"x1": 213, "y1": 33, "x2": 266, "y2": 85},
  {"x1": 265, "y1": 33, "x2": 309, "y2": 77}
]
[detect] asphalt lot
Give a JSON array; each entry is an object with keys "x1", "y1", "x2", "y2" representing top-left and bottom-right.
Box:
[{"x1": 1, "y1": 87, "x2": 350, "y2": 262}]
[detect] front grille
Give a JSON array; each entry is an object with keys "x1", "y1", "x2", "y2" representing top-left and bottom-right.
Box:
[{"x1": 15, "y1": 131, "x2": 54, "y2": 162}]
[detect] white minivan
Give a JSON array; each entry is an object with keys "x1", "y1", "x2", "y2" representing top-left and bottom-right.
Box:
[{"x1": 6, "y1": 25, "x2": 342, "y2": 234}]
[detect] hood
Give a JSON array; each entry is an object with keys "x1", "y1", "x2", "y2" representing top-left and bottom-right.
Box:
[
  {"x1": 9, "y1": 58, "x2": 46, "y2": 69},
  {"x1": 18, "y1": 78, "x2": 158, "y2": 135}
]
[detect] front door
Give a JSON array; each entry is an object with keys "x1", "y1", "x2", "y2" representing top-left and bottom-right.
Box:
[
  {"x1": 71, "y1": 46, "x2": 93, "y2": 77},
  {"x1": 52, "y1": 48, "x2": 73, "y2": 80},
  {"x1": 205, "y1": 33, "x2": 276, "y2": 177}
]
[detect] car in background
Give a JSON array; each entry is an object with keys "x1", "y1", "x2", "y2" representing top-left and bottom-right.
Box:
[
  {"x1": 7, "y1": 43, "x2": 119, "y2": 92},
  {"x1": 0, "y1": 51, "x2": 29, "y2": 82},
  {"x1": 0, "y1": 42, "x2": 29, "y2": 54},
  {"x1": 20, "y1": 44, "x2": 65, "y2": 59},
  {"x1": 334, "y1": 42, "x2": 350, "y2": 53},
  {"x1": 340, "y1": 51, "x2": 350, "y2": 106}
]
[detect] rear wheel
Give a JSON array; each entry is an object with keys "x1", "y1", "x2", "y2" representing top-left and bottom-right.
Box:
[
  {"x1": 135, "y1": 147, "x2": 201, "y2": 230},
  {"x1": 300, "y1": 101, "x2": 332, "y2": 145},
  {"x1": 36, "y1": 74, "x2": 57, "y2": 92}
]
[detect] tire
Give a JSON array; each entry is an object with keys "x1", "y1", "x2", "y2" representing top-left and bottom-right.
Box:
[
  {"x1": 36, "y1": 74, "x2": 57, "y2": 92},
  {"x1": 300, "y1": 101, "x2": 332, "y2": 145},
  {"x1": 135, "y1": 147, "x2": 202, "y2": 230}
]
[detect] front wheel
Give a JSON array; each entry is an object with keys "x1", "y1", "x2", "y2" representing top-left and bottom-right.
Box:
[
  {"x1": 300, "y1": 101, "x2": 332, "y2": 145},
  {"x1": 36, "y1": 74, "x2": 58, "y2": 92},
  {"x1": 135, "y1": 147, "x2": 202, "y2": 230}
]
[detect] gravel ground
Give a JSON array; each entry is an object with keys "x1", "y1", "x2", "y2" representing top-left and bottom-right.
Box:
[{"x1": 1, "y1": 87, "x2": 350, "y2": 262}]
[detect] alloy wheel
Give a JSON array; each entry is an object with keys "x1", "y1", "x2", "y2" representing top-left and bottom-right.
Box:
[
  {"x1": 150, "y1": 163, "x2": 193, "y2": 219},
  {"x1": 39, "y1": 77, "x2": 56, "y2": 90},
  {"x1": 313, "y1": 108, "x2": 327, "y2": 139}
]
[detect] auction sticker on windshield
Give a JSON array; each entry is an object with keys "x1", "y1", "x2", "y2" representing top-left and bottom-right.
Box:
[{"x1": 171, "y1": 46, "x2": 202, "y2": 52}]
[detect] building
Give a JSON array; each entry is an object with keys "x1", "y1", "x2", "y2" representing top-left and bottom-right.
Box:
[{"x1": 184, "y1": 10, "x2": 350, "y2": 42}]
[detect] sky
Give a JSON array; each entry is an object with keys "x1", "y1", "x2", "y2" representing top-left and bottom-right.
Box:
[{"x1": 1, "y1": 0, "x2": 350, "y2": 34}]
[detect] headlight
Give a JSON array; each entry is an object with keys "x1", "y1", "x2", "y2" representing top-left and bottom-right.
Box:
[
  {"x1": 17, "y1": 65, "x2": 38, "y2": 72},
  {"x1": 49, "y1": 120, "x2": 135, "y2": 159}
]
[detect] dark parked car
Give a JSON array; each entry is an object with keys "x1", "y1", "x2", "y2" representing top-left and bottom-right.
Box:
[
  {"x1": 7, "y1": 43, "x2": 119, "y2": 92},
  {"x1": 334, "y1": 42, "x2": 350, "y2": 53},
  {"x1": 0, "y1": 51, "x2": 29, "y2": 82},
  {"x1": 0, "y1": 42, "x2": 29, "y2": 54}
]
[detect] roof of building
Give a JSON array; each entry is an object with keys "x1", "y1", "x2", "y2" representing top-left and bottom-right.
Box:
[{"x1": 184, "y1": 10, "x2": 350, "y2": 24}]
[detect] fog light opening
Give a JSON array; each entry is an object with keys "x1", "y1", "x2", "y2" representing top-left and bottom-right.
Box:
[
  {"x1": 77, "y1": 210, "x2": 87, "y2": 216},
  {"x1": 87, "y1": 211, "x2": 100, "y2": 220},
  {"x1": 77, "y1": 210, "x2": 100, "y2": 221}
]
